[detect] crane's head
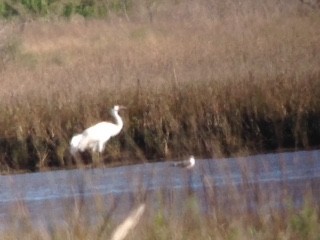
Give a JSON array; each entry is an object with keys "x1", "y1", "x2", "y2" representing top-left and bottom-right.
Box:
[{"x1": 112, "y1": 105, "x2": 126, "y2": 113}]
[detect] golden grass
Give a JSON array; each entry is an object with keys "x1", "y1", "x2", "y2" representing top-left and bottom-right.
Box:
[{"x1": 0, "y1": 0, "x2": 320, "y2": 171}]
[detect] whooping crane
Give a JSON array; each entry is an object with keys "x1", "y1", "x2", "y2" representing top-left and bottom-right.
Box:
[
  {"x1": 171, "y1": 155, "x2": 195, "y2": 169},
  {"x1": 70, "y1": 105, "x2": 126, "y2": 158}
]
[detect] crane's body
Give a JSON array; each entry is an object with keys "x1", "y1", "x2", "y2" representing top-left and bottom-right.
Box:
[
  {"x1": 70, "y1": 105, "x2": 125, "y2": 157},
  {"x1": 70, "y1": 134, "x2": 83, "y2": 156},
  {"x1": 171, "y1": 156, "x2": 195, "y2": 169}
]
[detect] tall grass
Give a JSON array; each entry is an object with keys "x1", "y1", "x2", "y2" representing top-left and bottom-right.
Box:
[
  {"x1": 0, "y1": 0, "x2": 320, "y2": 171},
  {"x1": 1, "y1": 156, "x2": 320, "y2": 240},
  {"x1": 3, "y1": 197, "x2": 320, "y2": 239}
]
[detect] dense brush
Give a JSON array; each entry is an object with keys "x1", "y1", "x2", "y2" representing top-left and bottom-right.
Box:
[{"x1": 0, "y1": 0, "x2": 319, "y2": 172}]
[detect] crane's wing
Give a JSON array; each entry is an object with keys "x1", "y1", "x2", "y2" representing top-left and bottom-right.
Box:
[{"x1": 84, "y1": 122, "x2": 119, "y2": 139}]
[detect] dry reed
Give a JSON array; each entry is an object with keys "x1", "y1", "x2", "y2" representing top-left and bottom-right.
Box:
[{"x1": 0, "y1": 0, "x2": 319, "y2": 171}]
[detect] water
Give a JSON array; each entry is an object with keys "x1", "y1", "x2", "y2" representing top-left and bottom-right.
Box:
[{"x1": 0, "y1": 149, "x2": 320, "y2": 229}]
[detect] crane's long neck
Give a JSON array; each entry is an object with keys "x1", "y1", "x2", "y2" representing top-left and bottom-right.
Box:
[{"x1": 112, "y1": 111, "x2": 123, "y2": 133}]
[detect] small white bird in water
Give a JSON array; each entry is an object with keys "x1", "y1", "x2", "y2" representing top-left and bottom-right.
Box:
[{"x1": 171, "y1": 155, "x2": 195, "y2": 169}]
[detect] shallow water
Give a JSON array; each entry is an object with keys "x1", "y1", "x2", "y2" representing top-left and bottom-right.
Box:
[{"x1": 0, "y1": 149, "x2": 320, "y2": 229}]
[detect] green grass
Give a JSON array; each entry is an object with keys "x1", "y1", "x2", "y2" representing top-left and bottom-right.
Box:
[{"x1": 0, "y1": 0, "x2": 133, "y2": 19}]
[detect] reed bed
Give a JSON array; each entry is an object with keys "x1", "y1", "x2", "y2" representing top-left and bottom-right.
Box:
[{"x1": 0, "y1": 0, "x2": 320, "y2": 171}]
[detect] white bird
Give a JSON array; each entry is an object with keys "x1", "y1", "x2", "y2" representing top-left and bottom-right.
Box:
[
  {"x1": 70, "y1": 105, "x2": 126, "y2": 158},
  {"x1": 70, "y1": 134, "x2": 83, "y2": 156},
  {"x1": 171, "y1": 155, "x2": 195, "y2": 169}
]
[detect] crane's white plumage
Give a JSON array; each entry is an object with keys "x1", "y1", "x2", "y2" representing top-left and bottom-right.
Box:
[
  {"x1": 70, "y1": 105, "x2": 125, "y2": 156},
  {"x1": 70, "y1": 134, "x2": 83, "y2": 155},
  {"x1": 171, "y1": 155, "x2": 195, "y2": 169}
]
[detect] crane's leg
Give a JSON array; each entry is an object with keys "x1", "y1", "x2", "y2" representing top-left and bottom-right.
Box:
[
  {"x1": 90, "y1": 143, "x2": 97, "y2": 166},
  {"x1": 92, "y1": 152, "x2": 99, "y2": 167},
  {"x1": 98, "y1": 142, "x2": 105, "y2": 162},
  {"x1": 91, "y1": 142, "x2": 105, "y2": 167}
]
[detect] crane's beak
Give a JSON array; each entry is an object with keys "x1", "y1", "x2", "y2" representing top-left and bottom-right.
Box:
[{"x1": 119, "y1": 105, "x2": 127, "y2": 110}]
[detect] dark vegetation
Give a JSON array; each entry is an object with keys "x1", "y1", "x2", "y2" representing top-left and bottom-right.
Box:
[
  {"x1": 0, "y1": 0, "x2": 132, "y2": 18},
  {"x1": 0, "y1": 0, "x2": 320, "y2": 172}
]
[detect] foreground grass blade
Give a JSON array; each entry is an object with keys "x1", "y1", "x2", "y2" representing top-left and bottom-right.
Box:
[{"x1": 111, "y1": 204, "x2": 146, "y2": 240}]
